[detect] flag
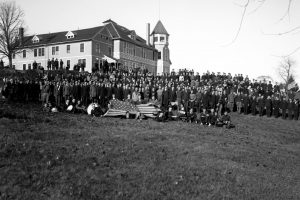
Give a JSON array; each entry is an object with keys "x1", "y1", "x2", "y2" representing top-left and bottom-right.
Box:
[
  {"x1": 104, "y1": 100, "x2": 161, "y2": 118},
  {"x1": 137, "y1": 103, "x2": 161, "y2": 118},
  {"x1": 104, "y1": 99, "x2": 138, "y2": 117}
]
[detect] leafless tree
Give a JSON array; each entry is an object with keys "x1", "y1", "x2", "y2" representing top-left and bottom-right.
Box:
[
  {"x1": 278, "y1": 57, "x2": 296, "y2": 89},
  {"x1": 0, "y1": 1, "x2": 24, "y2": 68}
]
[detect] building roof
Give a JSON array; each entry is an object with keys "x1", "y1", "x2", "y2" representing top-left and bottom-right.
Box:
[
  {"x1": 20, "y1": 19, "x2": 157, "y2": 51},
  {"x1": 151, "y1": 20, "x2": 169, "y2": 36},
  {"x1": 20, "y1": 26, "x2": 104, "y2": 48},
  {"x1": 103, "y1": 20, "x2": 156, "y2": 51}
]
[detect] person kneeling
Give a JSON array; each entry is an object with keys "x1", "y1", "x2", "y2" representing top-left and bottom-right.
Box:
[
  {"x1": 74, "y1": 100, "x2": 87, "y2": 114},
  {"x1": 156, "y1": 108, "x2": 167, "y2": 122},
  {"x1": 187, "y1": 108, "x2": 196, "y2": 123},
  {"x1": 220, "y1": 111, "x2": 234, "y2": 128}
]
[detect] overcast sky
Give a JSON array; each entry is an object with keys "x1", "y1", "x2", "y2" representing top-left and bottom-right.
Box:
[{"x1": 15, "y1": 0, "x2": 300, "y2": 83}]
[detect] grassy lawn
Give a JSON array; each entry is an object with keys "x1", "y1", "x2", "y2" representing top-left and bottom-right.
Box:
[{"x1": 0, "y1": 102, "x2": 299, "y2": 200}]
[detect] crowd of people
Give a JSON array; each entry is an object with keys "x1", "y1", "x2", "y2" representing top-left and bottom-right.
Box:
[{"x1": 1, "y1": 67, "x2": 300, "y2": 127}]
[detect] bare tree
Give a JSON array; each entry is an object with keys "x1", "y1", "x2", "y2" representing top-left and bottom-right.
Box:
[
  {"x1": 0, "y1": 1, "x2": 24, "y2": 68},
  {"x1": 278, "y1": 57, "x2": 296, "y2": 89}
]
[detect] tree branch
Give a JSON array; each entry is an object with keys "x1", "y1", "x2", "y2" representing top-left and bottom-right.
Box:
[
  {"x1": 248, "y1": 0, "x2": 266, "y2": 15},
  {"x1": 278, "y1": 0, "x2": 293, "y2": 22},
  {"x1": 262, "y1": 26, "x2": 300, "y2": 36},
  {"x1": 223, "y1": 0, "x2": 250, "y2": 46},
  {"x1": 284, "y1": 46, "x2": 300, "y2": 57}
]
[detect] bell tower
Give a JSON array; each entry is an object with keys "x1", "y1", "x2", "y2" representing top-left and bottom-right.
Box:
[{"x1": 150, "y1": 20, "x2": 171, "y2": 75}]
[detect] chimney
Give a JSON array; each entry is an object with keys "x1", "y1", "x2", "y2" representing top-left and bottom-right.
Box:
[
  {"x1": 19, "y1": 27, "x2": 24, "y2": 46},
  {"x1": 146, "y1": 23, "x2": 150, "y2": 45}
]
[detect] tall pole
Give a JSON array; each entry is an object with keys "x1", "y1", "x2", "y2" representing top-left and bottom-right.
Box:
[{"x1": 158, "y1": 0, "x2": 160, "y2": 20}]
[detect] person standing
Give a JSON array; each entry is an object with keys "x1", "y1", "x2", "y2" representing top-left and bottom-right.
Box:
[
  {"x1": 41, "y1": 81, "x2": 50, "y2": 104},
  {"x1": 60, "y1": 59, "x2": 64, "y2": 69},
  {"x1": 162, "y1": 86, "x2": 169, "y2": 109},
  {"x1": 176, "y1": 87, "x2": 182, "y2": 106},
  {"x1": 273, "y1": 96, "x2": 280, "y2": 118},
  {"x1": 251, "y1": 95, "x2": 257, "y2": 116},
  {"x1": 81, "y1": 82, "x2": 89, "y2": 106},
  {"x1": 280, "y1": 97, "x2": 288, "y2": 119},
  {"x1": 90, "y1": 81, "x2": 97, "y2": 102},
  {"x1": 293, "y1": 99, "x2": 299, "y2": 120},
  {"x1": 63, "y1": 82, "x2": 71, "y2": 103},
  {"x1": 287, "y1": 98, "x2": 294, "y2": 120},
  {"x1": 51, "y1": 58, "x2": 55, "y2": 70},
  {"x1": 156, "y1": 85, "x2": 163, "y2": 106},
  {"x1": 47, "y1": 59, "x2": 51, "y2": 71},
  {"x1": 265, "y1": 95, "x2": 272, "y2": 117},
  {"x1": 236, "y1": 92, "x2": 243, "y2": 114},
  {"x1": 54, "y1": 58, "x2": 59, "y2": 70},
  {"x1": 209, "y1": 90, "x2": 218, "y2": 111},
  {"x1": 243, "y1": 93, "x2": 250, "y2": 115},
  {"x1": 54, "y1": 82, "x2": 63, "y2": 107},
  {"x1": 257, "y1": 94, "x2": 264, "y2": 117},
  {"x1": 227, "y1": 91, "x2": 235, "y2": 113}
]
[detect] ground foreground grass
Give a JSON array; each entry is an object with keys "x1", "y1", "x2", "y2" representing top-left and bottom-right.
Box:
[{"x1": 0, "y1": 102, "x2": 299, "y2": 200}]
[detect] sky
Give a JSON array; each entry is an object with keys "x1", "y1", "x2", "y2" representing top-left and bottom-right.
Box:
[{"x1": 12, "y1": 0, "x2": 300, "y2": 83}]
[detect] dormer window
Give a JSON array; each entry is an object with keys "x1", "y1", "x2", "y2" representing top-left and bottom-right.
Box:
[
  {"x1": 66, "y1": 31, "x2": 75, "y2": 39},
  {"x1": 129, "y1": 31, "x2": 136, "y2": 40},
  {"x1": 32, "y1": 35, "x2": 39, "y2": 43}
]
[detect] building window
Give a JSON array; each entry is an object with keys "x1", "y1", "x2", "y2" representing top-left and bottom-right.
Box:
[
  {"x1": 158, "y1": 51, "x2": 161, "y2": 60},
  {"x1": 28, "y1": 64, "x2": 31, "y2": 70},
  {"x1": 34, "y1": 49, "x2": 37, "y2": 57},
  {"x1": 23, "y1": 50, "x2": 26, "y2": 58},
  {"x1": 52, "y1": 46, "x2": 59, "y2": 55},
  {"x1": 160, "y1": 36, "x2": 165, "y2": 42},
  {"x1": 32, "y1": 35, "x2": 39, "y2": 43},
  {"x1": 80, "y1": 43, "x2": 84, "y2": 52},
  {"x1": 95, "y1": 44, "x2": 100, "y2": 54},
  {"x1": 55, "y1": 46, "x2": 59, "y2": 55},
  {"x1": 23, "y1": 64, "x2": 26, "y2": 70},
  {"x1": 67, "y1": 60, "x2": 70, "y2": 67},
  {"x1": 41, "y1": 48, "x2": 44, "y2": 56},
  {"x1": 108, "y1": 47, "x2": 112, "y2": 56},
  {"x1": 66, "y1": 31, "x2": 75, "y2": 39},
  {"x1": 154, "y1": 37, "x2": 158, "y2": 42},
  {"x1": 67, "y1": 45, "x2": 70, "y2": 53},
  {"x1": 38, "y1": 48, "x2": 42, "y2": 56}
]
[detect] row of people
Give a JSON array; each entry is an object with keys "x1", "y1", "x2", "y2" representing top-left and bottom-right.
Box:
[{"x1": 2, "y1": 78, "x2": 300, "y2": 120}]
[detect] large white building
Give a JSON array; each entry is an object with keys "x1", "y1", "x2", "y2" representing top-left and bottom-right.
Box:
[{"x1": 12, "y1": 19, "x2": 171, "y2": 74}]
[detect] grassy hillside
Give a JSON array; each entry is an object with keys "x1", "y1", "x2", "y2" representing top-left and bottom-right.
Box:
[{"x1": 0, "y1": 102, "x2": 299, "y2": 200}]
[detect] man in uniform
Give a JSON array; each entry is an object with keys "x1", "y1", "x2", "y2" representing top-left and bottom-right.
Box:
[
  {"x1": 257, "y1": 94, "x2": 265, "y2": 117},
  {"x1": 273, "y1": 96, "x2": 280, "y2": 118},
  {"x1": 265, "y1": 95, "x2": 272, "y2": 117},
  {"x1": 293, "y1": 99, "x2": 299, "y2": 120},
  {"x1": 280, "y1": 97, "x2": 288, "y2": 119},
  {"x1": 243, "y1": 93, "x2": 250, "y2": 115}
]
